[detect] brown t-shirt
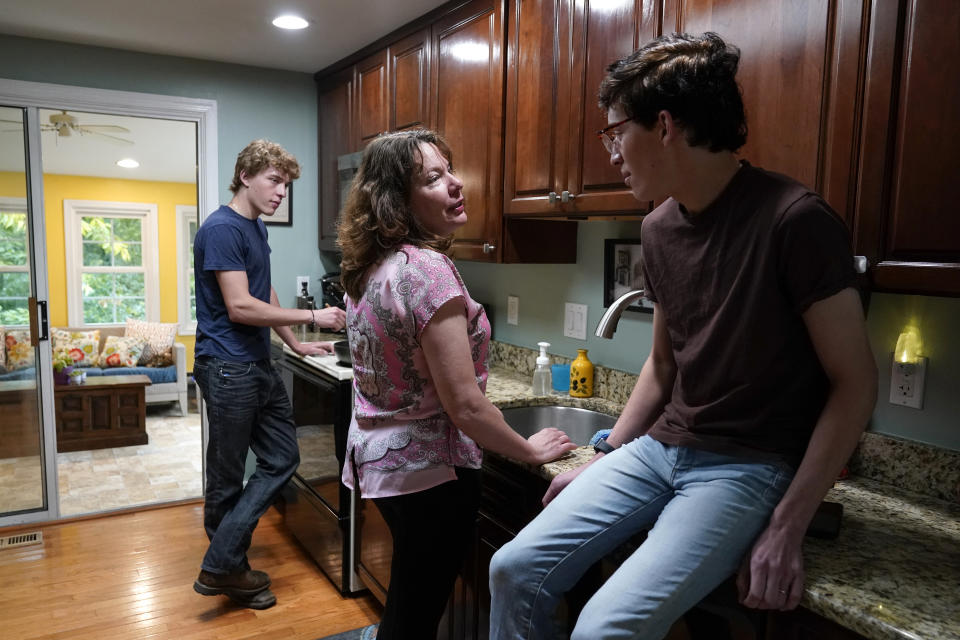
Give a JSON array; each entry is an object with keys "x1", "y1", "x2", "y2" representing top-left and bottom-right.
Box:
[{"x1": 641, "y1": 163, "x2": 855, "y2": 468}]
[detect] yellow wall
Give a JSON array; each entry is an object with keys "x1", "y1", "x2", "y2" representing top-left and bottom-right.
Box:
[{"x1": 0, "y1": 171, "x2": 197, "y2": 370}]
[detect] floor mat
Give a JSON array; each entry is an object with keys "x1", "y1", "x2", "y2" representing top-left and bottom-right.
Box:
[{"x1": 316, "y1": 624, "x2": 378, "y2": 640}]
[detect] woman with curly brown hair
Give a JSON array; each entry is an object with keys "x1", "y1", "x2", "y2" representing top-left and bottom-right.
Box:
[{"x1": 337, "y1": 129, "x2": 575, "y2": 640}]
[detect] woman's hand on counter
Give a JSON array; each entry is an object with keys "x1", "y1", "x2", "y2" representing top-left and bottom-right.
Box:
[
  {"x1": 524, "y1": 428, "x2": 578, "y2": 467},
  {"x1": 294, "y1": 341, "x2": 335, "y2": 357}
]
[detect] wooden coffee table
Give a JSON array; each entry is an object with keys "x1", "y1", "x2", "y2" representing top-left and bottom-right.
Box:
[{"x1": 55, "y1": 375, "x2": 152, "y2": 453}]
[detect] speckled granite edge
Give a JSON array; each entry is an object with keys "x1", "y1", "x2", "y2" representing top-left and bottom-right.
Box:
[
  {"x1": 804, "y1": 478, "x2": 960, "y2": 640},
  {"x1": 850, "y1": 432, "x2": 960, "y2": 503}
]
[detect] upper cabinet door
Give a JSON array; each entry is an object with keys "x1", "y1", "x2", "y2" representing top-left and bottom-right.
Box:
[
  {"x1": 564, "y1": 0, "x2": 652, "y2": 215},
  {"x1": 502, "y1": 0, "x2": 566, "y2": 215},
  {"x1": 318, "y1": 66, "x2": 355, "y2": 251},
  {"x1": 504, "y1": 0, "x2": 650, "y2": 216},
  {"x1": 855, "y1": 0, "x2": 960, "y2": 295},
  {"x1": 663, "y1": 0, "x2": 865, "y2": 227},
  {"x1": 390, "y1": 29, "x2": 432, "y2": 131},
  {"x1": 356, "y1": 50, "x2": 389, "y2": 146},
  {"x1": 432, "y1": 0, "x2": 506, "y2": 261}
]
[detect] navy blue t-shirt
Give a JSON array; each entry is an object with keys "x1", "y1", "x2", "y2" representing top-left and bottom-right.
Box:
[{"x1": 194, "y1": 205, "x2": 273, "y2": 362}]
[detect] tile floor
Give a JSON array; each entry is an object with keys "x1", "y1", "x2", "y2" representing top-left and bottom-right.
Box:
[{"x1": 0, "y1": 399, "x2": 202, "y2": 517}]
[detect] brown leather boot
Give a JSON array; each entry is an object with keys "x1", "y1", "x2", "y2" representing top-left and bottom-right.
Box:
[{"x1": 193, "y1": 568, "x2": 271, "y2": 599}]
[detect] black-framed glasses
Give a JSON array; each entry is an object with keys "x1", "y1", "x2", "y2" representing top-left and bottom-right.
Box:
[{"x1": 597, "y1": 117, "x2": 633, "y2": 153}]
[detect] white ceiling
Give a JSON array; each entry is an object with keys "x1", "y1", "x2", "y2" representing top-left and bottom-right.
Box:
[
  {"x1": 0, "y1": 107, "x2": 198, "y2": 183},
  {"x1": 0, "y1": 0, "x2": 450, "y2": 73}
]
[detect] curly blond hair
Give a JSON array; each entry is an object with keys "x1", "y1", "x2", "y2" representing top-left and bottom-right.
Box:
[
  {"x1": 229, "y1": 139, "x2": 301, "y2": 194},
  {"x1": 337, "y1": 130, "x2": 454, "y2": 300}
]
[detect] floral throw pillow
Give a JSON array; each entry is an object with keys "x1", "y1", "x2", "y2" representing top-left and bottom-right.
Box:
[
  {"x1": 60, "y1": 337, "x2": 101, "y2": 368},
  {"x1": 100, "y1": 335, "x2": 146, "y2": 368},
  {"x1": 52, "y1": 328, "x2": 101, "y2": 348},
  {"x1": 125, "y1": 319, "x2": 178, "y2": 367},
  {"x1": 4, "y1": 329, "x2": 34, "y2": 370}
]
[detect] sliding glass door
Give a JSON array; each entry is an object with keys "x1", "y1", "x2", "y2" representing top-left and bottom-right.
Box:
[{"x1": 0, "y1": 105, "x2": 58, "y2": 525}]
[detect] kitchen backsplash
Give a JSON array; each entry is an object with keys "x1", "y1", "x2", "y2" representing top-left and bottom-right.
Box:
[{"x1": 488, "y1": 340, "x2": 636, "y2": 404}]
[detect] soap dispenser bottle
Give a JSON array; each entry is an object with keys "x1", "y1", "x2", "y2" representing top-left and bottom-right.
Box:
[{"x1": 532, "y1": 341, "x2": 552, "y2": 396}]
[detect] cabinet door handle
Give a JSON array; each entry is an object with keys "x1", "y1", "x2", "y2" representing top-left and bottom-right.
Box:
[
  {"x1": 483, "y1": 243, "x2": 496, "y2": 254},
  {"x1": 853, "y1": 256, "x2": 869, "y2": 274},
  {"x1": 548, "y1": 191, "x2": 558, "y2": 204},
  {"x1": 561, "y1": 190, "x2": 576, "y2": 202}
]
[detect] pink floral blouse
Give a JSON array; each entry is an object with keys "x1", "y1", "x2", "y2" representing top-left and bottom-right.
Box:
[{"x1": 341, "y1": 245, "x2": 489, "y2": 498}]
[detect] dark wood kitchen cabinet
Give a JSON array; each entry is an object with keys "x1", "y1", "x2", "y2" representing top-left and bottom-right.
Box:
[
  {"x1": 317, "y1": 66, "x2": 355, "y2": 251},
  {"x1": 503, "y1": 0, "x2": 655, "y2": 217},
  {"x1": 391, "y1": 28, "x2": 432, "y2": 131},
  {"x1": 663, "y1": 0, "x2": 867, "y2": 229},
  {"x1": 430, "y1": 0, "x2": 507, "y2": 260},
  {"x1": 853, "y1": 0, "x2": 960, "y2": 296},
  {"x1": 356, "y1": 50, "x2": 390, "y2": 146},
  {"x1": 425, "y1": 0, "x2": 579, "y2": 263}
]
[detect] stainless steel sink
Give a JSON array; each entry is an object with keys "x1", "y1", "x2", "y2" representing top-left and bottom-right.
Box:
[{"x1": 501, "y1": 405, "x2": 617, "y2": 445}]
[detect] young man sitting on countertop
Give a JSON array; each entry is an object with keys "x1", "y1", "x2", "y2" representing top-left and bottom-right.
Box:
[{"x1": 489, "y1": 32, "x2": 877, "y2": 639}]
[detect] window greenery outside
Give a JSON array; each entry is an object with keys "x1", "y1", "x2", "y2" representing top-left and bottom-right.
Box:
[{"x1": 0, "y1": 211, "x2": 30, "y2": 326}]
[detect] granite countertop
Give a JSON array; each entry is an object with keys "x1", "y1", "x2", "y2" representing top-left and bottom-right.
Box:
[{"x1": 483, "y1": 365, "x2": 960, "y2": 640}]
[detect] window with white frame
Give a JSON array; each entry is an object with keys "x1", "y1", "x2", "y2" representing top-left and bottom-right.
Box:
[
  {"x1": 0, "y1": 198, "x2": 30, "y2": 327},
  {"x1": 64, "y1": 200, "x2": 159, "y2": 326},
  {"x1": 176, "y1": 205, "x2": 198, "y2": 332}
]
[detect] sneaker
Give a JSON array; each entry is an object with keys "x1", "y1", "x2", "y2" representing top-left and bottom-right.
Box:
[
  {"x1": 231, "y1": 587, "x2": 277, "y2": 610},
  {"x1": 193, "y1": 568, "x2": 271, "y2": 599}
]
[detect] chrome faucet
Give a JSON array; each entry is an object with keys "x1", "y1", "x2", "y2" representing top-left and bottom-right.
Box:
[{"x1": 595, "y1": 289, "x2": 645, "y2": 339}]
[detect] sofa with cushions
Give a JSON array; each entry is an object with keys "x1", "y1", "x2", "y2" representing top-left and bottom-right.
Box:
[{"x1": 0, "y1": 320, "x2": 188, "y2": 417}]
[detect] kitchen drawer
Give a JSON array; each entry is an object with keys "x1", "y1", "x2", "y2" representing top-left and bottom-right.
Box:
[{"x1": 480, "y1": 455, "x2": 549, "y2": 535}]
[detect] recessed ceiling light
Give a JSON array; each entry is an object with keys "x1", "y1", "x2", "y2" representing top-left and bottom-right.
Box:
[
  {"x1": 116, "y1": 158, "x2": 139, "y2": 169},
  {"x1": 272, "y1": 15, "x2": 309, "y2": 30}
]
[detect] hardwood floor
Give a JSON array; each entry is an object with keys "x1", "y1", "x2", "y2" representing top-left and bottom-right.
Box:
[{"x1": 0, "y1": 503, "x2": 382, "y2": 640}]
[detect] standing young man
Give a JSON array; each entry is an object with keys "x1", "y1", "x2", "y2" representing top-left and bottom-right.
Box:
[
  {"x1": 192, "y1": 139, "x2": 346, "y2": 609},
  {"x1": 489, "y1": 33, "x2": 877, "y2": 639}
]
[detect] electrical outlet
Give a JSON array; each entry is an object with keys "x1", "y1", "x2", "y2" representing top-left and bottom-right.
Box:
[
  {"x1": 563, "y1": 303, "x2": 588, "y2": 340},
  {"x1": 889, "y1": 355, "x2": 927, "y2": 409},
  {"x1": 296, "y1": 276, "x2": 309, "y2": 295},
  {"x1": 507, "y1": 295, "x2": 519, "y2": 325}
]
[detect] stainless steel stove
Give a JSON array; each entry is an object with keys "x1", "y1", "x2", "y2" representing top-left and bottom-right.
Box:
[{"x1": 277, "y1": 345, "x2": 362, "y2": 594}]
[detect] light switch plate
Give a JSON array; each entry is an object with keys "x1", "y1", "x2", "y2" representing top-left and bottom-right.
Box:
[
  {"x1": 889, "y1": 355, "x2": 926, "y2": 409},
  {"x1": 507, "y1": 295, "x2": 519, "y2": 325},
  {"x1": 564, "y1": 302, "x2": 588, "y2": 340}
]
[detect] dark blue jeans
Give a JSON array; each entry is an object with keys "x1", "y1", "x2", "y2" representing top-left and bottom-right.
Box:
[{"x1": 194, "y1": 355, "x2": 299, "y2": 574}]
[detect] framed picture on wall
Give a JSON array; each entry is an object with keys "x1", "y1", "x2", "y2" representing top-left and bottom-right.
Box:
[
  {"x1": 264, "y1": 183, "x2": 293, "y2": 226},
  {"x1": 603, "y1": 238, "x2": 653, "y2": 313}
]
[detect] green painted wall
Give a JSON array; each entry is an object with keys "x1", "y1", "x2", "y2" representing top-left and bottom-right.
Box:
[
  {"x1": 457, "y1": 221, "x2": 960, "y2": 452},
  {"x1": 0, "y1": 34, "x2": 322, "y2": 307}
]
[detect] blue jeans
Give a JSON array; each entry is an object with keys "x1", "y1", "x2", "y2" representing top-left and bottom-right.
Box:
[
  {"x1": 489, "y1": 435, "x2": 794, "y2": 640},
  {"x1": 194, "y1": 355, "x2": 299, "y2": 574}
]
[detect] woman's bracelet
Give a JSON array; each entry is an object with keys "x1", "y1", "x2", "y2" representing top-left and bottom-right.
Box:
[{"x1": 310, "y1": 308, "x2": 317, "y2": 326}]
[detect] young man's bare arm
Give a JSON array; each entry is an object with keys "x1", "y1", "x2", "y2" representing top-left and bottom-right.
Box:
[
  {"x1": 738, "y1": 287, "x2": 877, "y2": 610},
  {"x1": 215, "y1": 271, "x2": 345, "y2": 329}
]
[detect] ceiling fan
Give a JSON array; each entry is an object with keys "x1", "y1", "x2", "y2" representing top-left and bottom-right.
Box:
[{"x1": 0, "y1": 110, "x2": 134, "y2": 145}]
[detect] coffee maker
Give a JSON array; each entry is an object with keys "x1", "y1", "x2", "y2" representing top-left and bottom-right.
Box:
[{"x1": 320, "y1": 272, "x2": 346, "y2": 310}]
